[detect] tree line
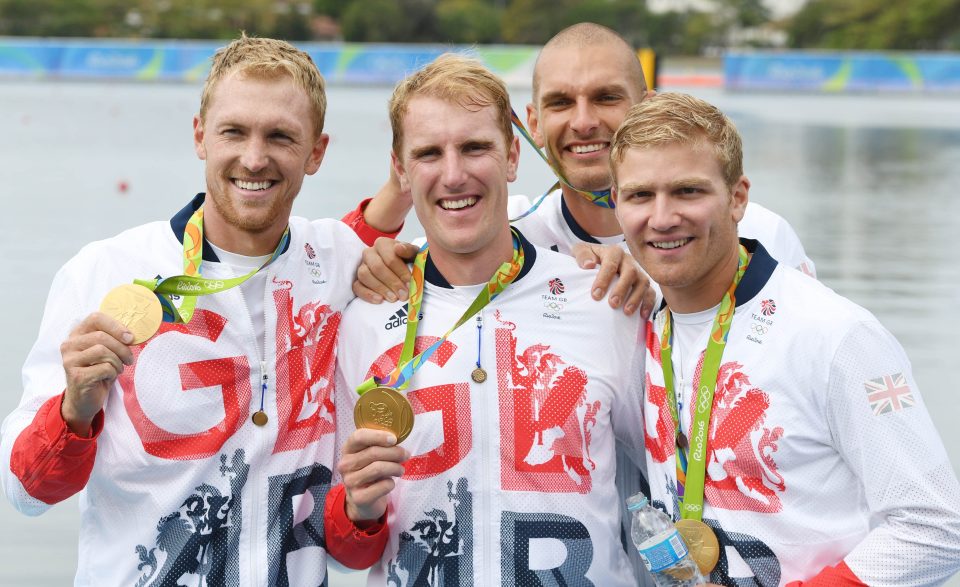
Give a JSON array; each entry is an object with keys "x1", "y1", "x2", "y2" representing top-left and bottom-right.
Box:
[{"x1": 1, "y1": 0, "x2": 958, "y2": 53}]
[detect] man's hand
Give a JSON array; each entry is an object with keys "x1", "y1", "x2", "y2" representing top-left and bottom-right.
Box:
[
  {"x1": 572, "y1": 243, "x2": 655, "y2": 319},
  {"x1": 353, "y1": 237, "x2": 419, "y2": 304},
  {"x1": 60, "y1": 312, "x2": 135, "y2": 436},
  {"x1": 337, "y1": 428, "x2": 410, "y2": 523}
]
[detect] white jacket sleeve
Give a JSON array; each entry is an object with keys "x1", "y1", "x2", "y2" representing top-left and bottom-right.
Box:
[{"x1": 826, "y1": 319, "x2": 960, "y2": 585}]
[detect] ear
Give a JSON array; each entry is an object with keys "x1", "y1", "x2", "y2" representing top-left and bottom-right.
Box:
[
  {"x1": 304, "y1": 133, "x2": 329, "y2": 176},
  {"x1": 506, "y1": 136, "x2": 520, "y2": 183},
  {"x1": 391, "y1": 151, "x2": 410, "y2": 193},
  {"x1": 610, "y1": 182, "x2": 619, "y2": 206},
  {"x1": 193, "y1": 115, "x2": 206, "y2": 160},
  {"x1": 525, "y1": 102, "x2": 544, "y2": 148},
  {"x1": 730, "y1": 175, "x2": 750, "y2": 223}
]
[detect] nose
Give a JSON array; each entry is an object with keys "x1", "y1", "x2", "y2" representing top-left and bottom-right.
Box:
[
  {"x1": 240, "y1": 136, "x2": 269, "y2": 173},
  {"x1": 441, "y1": 153, "x2": 467, "y2": 190},
  {"x1": 570, "y1": 98, "x2": 599, "y2": 136},
  {"x1": 648, "y1": 194, "x2": 679, "y2": 232}
]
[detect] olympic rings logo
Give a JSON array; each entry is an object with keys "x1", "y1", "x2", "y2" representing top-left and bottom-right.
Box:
[
  {"x1": 543, "y1": 301, "x2": 564, "y2": 312},
  {"x1": 750, "y1": 323, "x2": 768, "y2": 335}
]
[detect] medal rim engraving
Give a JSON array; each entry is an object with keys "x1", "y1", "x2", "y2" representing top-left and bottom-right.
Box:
[
  {"x1": 675, "y1": 518, "x2": 720, "y2": 575},
  {"x1": 99, "y1": 283, "x2": 163, "y2": 344},
  {"x1": 354, "y1": 386, "x2": 414, "y2": 443}
]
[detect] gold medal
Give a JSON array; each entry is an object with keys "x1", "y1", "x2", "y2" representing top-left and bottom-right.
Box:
[
  {"x1": 99, "y1": 283, "x2": 163, "y2": 344},
  {"x1": 354, "y1": 386, "x2": 414, "y2": 443},
  {"x1": 251, "y1": 411, "x2": 268, "y2": 426},
  {"x1": 471, "y1": 367, "x2": 487, "y2": 383},
  {"x1": 675, "y1": 518, "x2": 720, "y2": 575}
]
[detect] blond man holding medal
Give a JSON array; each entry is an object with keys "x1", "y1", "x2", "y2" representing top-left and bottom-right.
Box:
[
  {"x1": 611, "y1": 93, "x2": 960, "y2": 586},
  {"x1": 0, "y1": 35, "x2": 399, "y2": 585},
  {"x1": 332, "y1": 54, "x2": 648, "y2": 585}
]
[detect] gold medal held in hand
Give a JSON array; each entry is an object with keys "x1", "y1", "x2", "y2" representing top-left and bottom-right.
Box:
[
  {"x1": 675, "y1": 518, "x2": 720, "y2": 575},
  {"x1": 99, "y1": 284, "x2": 163, "y2": 344},
  {"x1": 354, "y1": 386, "x2": 414, "y2": 443}
]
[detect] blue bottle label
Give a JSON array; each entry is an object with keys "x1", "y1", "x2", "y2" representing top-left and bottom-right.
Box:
[{"x1": 636, "y1": 529, "x2": 689, "y2": 573}]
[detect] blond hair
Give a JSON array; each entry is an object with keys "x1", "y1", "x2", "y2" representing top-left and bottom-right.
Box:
[
  {"x1": 610, "y1": 92, "x2": 743, "y2": 187},
  {"x1": 200, "y1": 34, "x2": 327, "y2": 138},
  {"x1": 389, "y1": 53, "x2": 513, "y2": 155}
]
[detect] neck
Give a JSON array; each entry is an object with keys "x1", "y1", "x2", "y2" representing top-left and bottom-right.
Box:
[
  {"x1": 663, "y1": 245, "x2": 743, "y2": 314},
  {"x1": 203, "y1": 221, "x2": 287, "y2": 257},
  {"x1": 560, "y1": 186, "x2": 621, "y2": 237},
  {"x1": 428, "y1": 228, "x2": 515, "y2": 286}
]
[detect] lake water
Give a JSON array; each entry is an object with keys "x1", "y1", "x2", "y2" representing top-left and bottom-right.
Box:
[{"x1": 1, "y1": 80, "x2": 958, "y2": 586}]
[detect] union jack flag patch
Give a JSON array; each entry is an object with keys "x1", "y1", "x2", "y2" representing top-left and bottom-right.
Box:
[{"x1": 865, "y1": 373, "x2": 914, "y2": 415}]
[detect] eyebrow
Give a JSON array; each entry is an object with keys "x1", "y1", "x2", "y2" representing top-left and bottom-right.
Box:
[
  {"x1": 539, "y1": 84, "x2": 630, "y2": 103},
  {"x1": 619, "y1": 177, "x2": 713, "y2": 192}
]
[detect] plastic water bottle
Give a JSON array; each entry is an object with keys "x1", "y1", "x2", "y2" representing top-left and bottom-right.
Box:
[{"x1": 626, "y1": 493, "x2": 705, "y2": 586}]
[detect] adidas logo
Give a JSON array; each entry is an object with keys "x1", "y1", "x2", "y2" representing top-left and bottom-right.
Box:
[{"x1": 385, "y1": 305, "x2": 409, "y2": 330}]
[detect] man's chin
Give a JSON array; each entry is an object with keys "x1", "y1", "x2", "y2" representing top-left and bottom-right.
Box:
[{"x1": 563, "y1": 172, "x2": 613, "y2": 194}]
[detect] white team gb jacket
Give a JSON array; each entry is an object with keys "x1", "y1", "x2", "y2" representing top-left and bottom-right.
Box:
[
  {"x1": 336, "y1": 232, "x2": 647, "y2": 586},
  {"x1": 1, "y1": 195, "x2": 364, "y2": 586}
]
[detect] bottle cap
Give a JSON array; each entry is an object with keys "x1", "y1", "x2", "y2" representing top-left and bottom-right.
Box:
[{"x1": 626, "y1": 494, "x2": 649, "y2": 511}]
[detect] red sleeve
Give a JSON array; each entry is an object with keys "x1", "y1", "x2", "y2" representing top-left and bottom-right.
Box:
[
  {"x1": 323, "y1": 483, "x2": 389, "y2": 569},
  {"x1": 341, "y1": 198, "x2": 403, "y2": 246},
  {"x1": 786, "y1": 561, "x2": 866, "y2": 586},
  {"x1": 10, "y1": 392, "x2": 103, "y2": 504}
]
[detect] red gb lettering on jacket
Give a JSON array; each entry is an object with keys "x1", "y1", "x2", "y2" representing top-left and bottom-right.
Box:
[
  {"x1": 364, "y1": 337, "x2": 471, "y2": 479},
  {"x1": 119, "y1": 310, "x2": 252, "y2": 461},
  {"x1": 272, "y1": 280, "x2": 342, "y2": 454},
  {"x1": 496, "y1": 315, "x2": 599, "y2": 494},
  {"x1": 643, "y1": 324, "x2": 786, "y2": 514}
]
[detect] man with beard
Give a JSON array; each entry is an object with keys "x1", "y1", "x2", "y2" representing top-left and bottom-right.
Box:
[{"x1": 1, "y1": 35, "x2": 394, "y2": 585}]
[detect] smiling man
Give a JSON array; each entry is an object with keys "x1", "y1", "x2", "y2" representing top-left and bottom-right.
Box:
[
  {"x1": 611, "y1": 92, "x2": 960, "y2": 586},
  {"x1": 354, "y1": 23, "x2": 815, "y2": 310},
  {"x1": 0, "y1": 35, "x2": 392, "y2": 585},
  {"x1": 331, "y1": 53, "x2": 648, "y2": 586}
]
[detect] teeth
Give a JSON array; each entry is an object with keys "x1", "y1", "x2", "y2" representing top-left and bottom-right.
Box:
[
  {"x1": 571, "y1": 143, "x2": 604, "y2": 154},
  {"x1": 236, "y1": 179, "x2": 272, "y2": 191},
  {"x1": 440, "y1": 197, "x2": 477, "y2": 210},
  {"x1": 651, "y1": 239, "x2": 689, "y2": 250}
]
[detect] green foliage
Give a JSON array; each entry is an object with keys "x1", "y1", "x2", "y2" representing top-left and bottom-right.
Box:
[
  {"x1": 340, "y1": 0, "x2": 409, "y2": 41},
  {"x1": 0, "y1": 0, "x2": 957, "y2": 52},
  {"x1": 436, "y1": 0, "x2": 500, "y2": 44},
  {"x1": 788, "y1": 0, "x2": 960, "y2": 50}
]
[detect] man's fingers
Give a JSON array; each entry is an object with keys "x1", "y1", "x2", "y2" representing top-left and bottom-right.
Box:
[
  {"x1": 394, "y1": 241, "x2": 419, "y2": 262},
  {"x1": 636, "y1": 282, "x2": 656, "y2": 320},
  {"x1": 343, "y1": 458, "x2": 406, "y2": 488},
  {"x1": 571, "y1": 243, "x2": 599, "y2": 270},
  {"x1": 72, "y1": 312, "x2": 135, "y2": 345},
  {"x1": 357, "y1": 238, "x2": 415, "y2": 303},
  {"x1": 62, "y1": 328, "x2": 135, "y2": 368},
  {"x1": 589, "y1": 246, "x2": 625, "y2": 303},
  {"x1": 353, "y1": 279, "x2": 384, "y2": 304}
]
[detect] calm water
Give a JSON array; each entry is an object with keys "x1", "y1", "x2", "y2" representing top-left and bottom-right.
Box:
[{"x1": 1, "y1": 81, "x2": 958, "y2": 586}]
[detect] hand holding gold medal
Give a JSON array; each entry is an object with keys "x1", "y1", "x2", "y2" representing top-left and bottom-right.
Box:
[
  {"x1": 353, "y1": 386, "x2": 414, "y2": 443},
  {"x1": 99, "y1": 284, "x2": 163, "y2": 344},
  {"x1": 353, "y1": 231, "x2": 526, "y2": 445}
]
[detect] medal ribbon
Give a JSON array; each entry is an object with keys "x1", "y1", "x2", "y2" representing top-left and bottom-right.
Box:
[
  {"x1": 357, "y1": 229, "x2": 525, "y2": 395},
  {"x1": 509, "y1": 108, "x2": 613, "y2": 221},
  {"x1": 133, "y1": 207, "x2": 289, "y2": 324},
  {"x1": 660, "y1": 244, "x2": 750, "y2": 521}
]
